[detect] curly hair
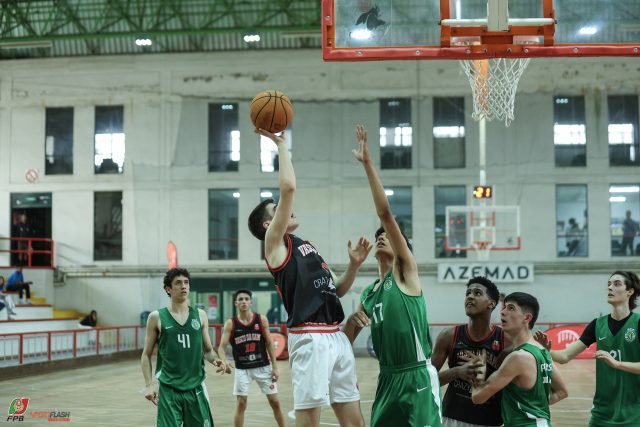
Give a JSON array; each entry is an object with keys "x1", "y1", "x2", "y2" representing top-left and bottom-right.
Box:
[{"x1": 466, "y1": 276, "x2": 500, "y2": 310}]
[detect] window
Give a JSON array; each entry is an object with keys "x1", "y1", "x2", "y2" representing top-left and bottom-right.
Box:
[
  {"x1": 434, "y1": 98, "x2": 465, "y2": 168},
  {"x1": 260, "y1": 130, "x2": 292, "y2": 172},
  {"x1": 94, "y1": 106, "x2": 125, "y2": 174},
  {"x1": 554, "y1": 96, "x2": 586, "y2": 167},
  {"x1": 556, "y1": 185, "x2": 588, "y2": 257},
  {"x1": 386, "y1": 187, "x2": 412, "y2": 238},
  {"x1": 609, "y1": 184, "x2": 640, "y2": 257},
  {"x1": 208, "y1": 103, "x2": 240, "y2": 172},
  {"x1": 45, "y1": 107, "x2": 73, "y2": 175},
  {"x1": 94, "y1": 191, "x2": 122, "y2": 261},
  {"x1": 208, "y1": 190, "x2": 239, "y2": 260},
  {"x1": 608, "y1": 95, "x2": 639, "y2": 166},
  {"x1": 435, "y1": 186, "x2": 467, "y2": 258},
  {"x1": 380, "y1": 99, "x2": 412, "y2": 169},
  {"x1": 260, "y1": 188, "x2": 280, "y2": 259}
]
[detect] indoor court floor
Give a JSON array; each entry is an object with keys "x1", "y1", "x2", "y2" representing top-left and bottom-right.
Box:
[{"x1": 2, "y1": 357, "x2": 594, "y2": 426}]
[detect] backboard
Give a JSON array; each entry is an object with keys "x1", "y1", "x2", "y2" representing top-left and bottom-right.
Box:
[{"x1": 323, "y1": 0, "x2": 640, "y2": 60}]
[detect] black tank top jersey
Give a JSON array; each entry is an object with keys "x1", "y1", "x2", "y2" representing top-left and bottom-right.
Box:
[
  {"x1": 268, "y1": 234, "x2": 344, "y2": 328},
  {"x1": 442, "y1": 324, "x2": 505, "y2": 426},
  {"x1": 229, "y1": 313, "x2": 270, "y2": 369}
]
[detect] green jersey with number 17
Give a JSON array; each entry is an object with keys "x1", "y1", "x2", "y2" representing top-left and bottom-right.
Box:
[{"x1": 156, "y1": 306, "x2": 205, "y2": 390}]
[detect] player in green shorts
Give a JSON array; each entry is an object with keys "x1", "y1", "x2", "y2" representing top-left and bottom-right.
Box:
[
  {"x1": 344, "y1": 125, "x2": 442, "y2": 427},
  {"x1": 141, "y1": 268, "x2": 231, "y2": 427},
  {"x1": 535, "y1": 271, "x2": 640, "y2": 427},
  {"x1": 471, "y1": 292, "x2": 568, "y2": 427}
]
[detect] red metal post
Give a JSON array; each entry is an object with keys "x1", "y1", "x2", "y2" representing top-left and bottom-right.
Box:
[
  {"x1": 73, "y1": 331, "x2": 77, "y2": 358},
  {"x1": 135, "y1": 326, "x2": 139, "y2": 349},
  {"x1": 96, "y1": 329, "x2": 100, "y2": 355},
  {"x1": 19, "y1": 334, "x2": 23, "y2": 364},
  {"x1": 47, "y1": 332, "x2": 52, "y2": 361},
  {"x1": 116, "y1": 327, "x2": 120, "y2": 352}
]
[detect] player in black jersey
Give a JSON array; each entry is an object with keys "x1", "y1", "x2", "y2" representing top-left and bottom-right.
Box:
[
  {"x1": 432, "y1": 276, "x2": 507, "y2": 427},
  {"x1": 248, "y1": 129, "x2": 371, "y2": 427},
  {"x1": 219, "y1": 290, "x2": 285, "y2": 427}
]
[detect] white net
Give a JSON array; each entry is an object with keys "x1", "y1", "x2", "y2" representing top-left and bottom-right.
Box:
[{"x1": 459, "y1": 57, "x2": 531, "y2": 126}]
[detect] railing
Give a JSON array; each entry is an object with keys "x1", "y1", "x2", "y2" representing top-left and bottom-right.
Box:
[{"x1": 0, "y1": 237, "x2": 55, "y2": 268}]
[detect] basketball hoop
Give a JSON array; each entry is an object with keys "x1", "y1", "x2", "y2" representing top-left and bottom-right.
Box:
[
  {"x1": 472, "y1": 240, "x2": 494, "y2": 261},
  {"x1": 459, "y1": 57, "x2": 530, "y2": 126}
]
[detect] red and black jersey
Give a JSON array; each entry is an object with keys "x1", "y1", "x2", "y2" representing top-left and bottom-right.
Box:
[
  {"x1": 442, "y1": 324, "x2": 505, "y2": 426},
  {"x1": 229, "y1": 313, "x2": 270, "y2": 369},
  {"x1": 267, "y1": 234, "x2": 344, "y2": 328}
]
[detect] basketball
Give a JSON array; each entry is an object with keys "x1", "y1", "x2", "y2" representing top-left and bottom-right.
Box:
[{"x1": 250, "y1": 90, "x2": 293, "y2": 134}]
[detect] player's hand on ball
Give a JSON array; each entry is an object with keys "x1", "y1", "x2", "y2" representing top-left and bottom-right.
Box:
[
  {"x1": 255, "y1": 128, "x2": 285, "y2": 146},
  {"x1": 348, "y1": 311, "x2": 370, "y2": 328},
  {"x1": 533, "y1": 331, "x2": 552, "y2": 350},
  {"x1": 352, "y1": 124, "x2": 370, "y2": 163},
  {"x1": 144, "y1": 383, "x2": 158, "y2": 406},
  {"x1": 348, "y1": 237, "x2": 373, "y2": 267}
]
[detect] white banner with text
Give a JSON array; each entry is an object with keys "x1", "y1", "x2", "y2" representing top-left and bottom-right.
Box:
[{"x1": 438, "y1": 263, "x2": 534, "y2": 283}]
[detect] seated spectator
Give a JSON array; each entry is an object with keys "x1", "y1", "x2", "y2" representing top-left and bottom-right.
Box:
[
  {"x1": 6, "y1": 267, "x2": 32, "y2": 304},
  {"x1": 80, "y1": 310, "x2": 98, "y2": 327},
  {"x1": 0, "y1": 275, "x2": 18, "y2": 320}
]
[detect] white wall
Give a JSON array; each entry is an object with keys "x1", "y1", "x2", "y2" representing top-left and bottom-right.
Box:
[{"x1": 0, "y1": 51, "x2": 637, "y2": 325}]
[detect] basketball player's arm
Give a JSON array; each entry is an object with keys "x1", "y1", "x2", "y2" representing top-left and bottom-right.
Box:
[
  {"x1": 534, "y1": 330, "x2": 587, "y2": 364},
  {"x1": 595, "y1": 350, "x2": 640, "y2": 375},
  {"x1": 471, "y1": 351, "x2": 524, "y2": 404},
  {"x1": 333, "y1": 238, "x2": 373, "y2": 297},
  {"x1": 217, "y1": 319, "x2": 233, "y2": 367},
  {"x1": 433, "y1": 327, "x2": 479, "y2": 385},
  {"x1": 258, "y1": 129, "x2": 295, "y2": 260},
  {"x1": 549, "y1": 363, "x2": 569, "y2": 404},
  {"x1": 352, "y1": 125, "x2": 420, "y2": 294},
  {"x1": 200, "y1": 309, "x2": 231, "y2": 374},
  {"x1": 260, "y1": 315, "x2": 280, "y2": 382},
  {"x1": 140, "y1": 311, "x2": 160, "y2": 405},
  {"x1": 343, "y1": 302, "x2": 370, "y2": 344}
]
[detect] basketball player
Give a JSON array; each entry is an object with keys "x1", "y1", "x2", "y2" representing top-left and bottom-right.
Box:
[
  {"x1": 218, "y1": 289, "x2": 286, "y2": 427},
  {"x1": 141, "y1": 267, "x2": 231, "y2": 427},
  {"x1": 343, "y1": 124, "x2": 442, "y2": 427},
  {"x1": 470, "y1": 292, "x2": 568, "y2": 426},
  {"x1": 248, "y1": 128, "x2": 372, "y2": 427},
  {"x1": 431, "y1": 276, "x2": 506, "y2": 427},
  {"x1": 535, "y1": 271, "x2": 640, "y2": 427}
]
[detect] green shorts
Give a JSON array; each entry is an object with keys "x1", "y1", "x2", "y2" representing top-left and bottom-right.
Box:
[
  {"x1": 371, "y1": 361, "x2": 442, "y2": 427},
  {"x1": 157, "y1": 382, "x2": 214, "y2": 427}
]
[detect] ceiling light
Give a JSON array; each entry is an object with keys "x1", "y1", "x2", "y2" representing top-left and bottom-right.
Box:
[
  {"x1": 232, "y1": 192, "x2": 240, "y2": 198},
  {"x1": 609, "y1": 196, "x2": 626, "y2": 203},
  {"x1": 260, "y1": 191, "x2": 273, "y2": 198},
  {"x1": 578, "y1": 26, "x2": 597, "y2": 36},
  {"x1": 384, "y1": 189, "x2": 394, "y2": 196},
  {"x1": 350, "y1": 29, "x2": 372, "y2": 40},
  {"x1": 135, "y1": 38, "x2": 152, "y2": 46},
  {"x1": 243, "y1": 34, "x2": 261, "y2": 43},
  {"x1": 609, "y1": 186, "x2": 640, "y2": 193}
]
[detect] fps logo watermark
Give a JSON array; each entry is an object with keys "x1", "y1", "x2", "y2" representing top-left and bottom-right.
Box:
[{"x1": 7, "y1": 397, "x2": 29, "y2": 422}]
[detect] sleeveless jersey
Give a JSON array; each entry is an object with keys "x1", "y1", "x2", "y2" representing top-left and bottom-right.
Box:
[
  {"x1": 156, "y1": 307, "x2": 205, "y2": 391},
  {"x1": 229, "y1": 313, "x2": 270, "y2": 369},
  {"x1": 361, "y1": 271, "x2": 431, "y2": 367},
  {"x1": 501, "y1": 343, "x2": 552, "y2": 427},
  {"x1": 442, "y1": 324, "x2": 505, "y2": 426},
  {"x1": 268, "y1": 234, "x2": 344, "y2": 327},
  {"x1": 590, "y1": 312, "x2": 640, "y2": 427}
]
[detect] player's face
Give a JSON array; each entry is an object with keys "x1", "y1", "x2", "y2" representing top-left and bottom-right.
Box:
[
  {"x1": 266, "y1": 203, "x2": 299, "y2": 232},
  {"x1": 607, "y1": 274, "x2": 632, "y2": 307},
  {"x1": 374, "y1": 232, "x2": 393, "y2": 259},
  {"x1": 235, "y1": 294, "x2": 252, "y2": 311},
  {"x1": 500, "y1": 301, "x2": 528, "y2": 333},
  {"x1": 465, "y1": 284, "x2": 494, "y2": 316},
  {"x1": 168, "y1": 275, "x2": 190, "y2": 301}
]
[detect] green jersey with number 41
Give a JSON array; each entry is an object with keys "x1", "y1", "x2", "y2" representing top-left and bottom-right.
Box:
[
  {"x1": 590, "y1": 312, "x2": 640, "y2": 427},
  {"x1": 361, "y1": 271, "x2": 432, "y2": 366},
  {"x1": 156, "y1": 306, "x2": 205, "y2": 390}
]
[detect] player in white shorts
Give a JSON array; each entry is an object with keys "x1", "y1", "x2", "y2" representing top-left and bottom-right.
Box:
[{"x1": 219, "y1": 290, "x2": 285, "y2": 427}]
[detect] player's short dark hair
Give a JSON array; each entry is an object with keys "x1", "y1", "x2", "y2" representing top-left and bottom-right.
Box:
[
  {"x1": 375, "y1": 225, "x2": 413, "y2": 252},
  {"x1": 611, "y1": 271, "x2": 640, "y2": 310},
  {"x1": 163, "y1": 268, "x2": 190, "y2": 297},
  {"x1": 504, "y1": 292, "x2": 539, "y2": 329},
  {"x1": 248, "y1": 199, "x2": 274, "y2": 241},
  {"x1": 234, "y1": 289, "x2": 253, "y2": 301},
  {"x1": 466, "y1": 276, "x2": 500, "y2": 310}
]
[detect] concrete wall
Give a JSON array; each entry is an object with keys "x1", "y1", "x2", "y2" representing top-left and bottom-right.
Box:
[{"x1": 0, "y1": 51, "x2": 637, "y2": 325}]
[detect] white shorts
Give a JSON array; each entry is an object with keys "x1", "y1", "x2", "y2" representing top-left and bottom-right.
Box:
[
  {"x1": 233, "y1": 365, "x2": 278, "y2": 396},
  {"x1": 288, "y1": 324, "x2": 360, "y2": 410},
  {"x1": 442, "y1": 417, "x2": 501, "y2": 427}
]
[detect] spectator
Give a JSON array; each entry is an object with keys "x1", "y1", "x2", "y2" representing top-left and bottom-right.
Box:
[
  {"x1": 6, "y1": 267, "x2": 33, "y2": 304},
  {"x1": 622, "y1": 210, "x2": 639, "y2": 256},
  {"x1": 0, "y1": 275, "x2": 18, "y2": 320},
  {"x1": 565, "y1": 218, "x2": 582, "y2": 256},
  {"x1": 80, "y1": 310, "x2": 98, "y2": 327},
  {"x1": 16, "y1": 212, "x2": 32, "y2": 266}
]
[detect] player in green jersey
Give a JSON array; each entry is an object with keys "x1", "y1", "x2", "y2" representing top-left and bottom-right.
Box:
[
  {"x1": 141, "y1": 268, "x2": 231, "y2": 427},
  {"x1": 471, "y1": 292, "x2": 568, "y2": 427},
  {"x1": 344, "y1": 124, "x2": 442, "y2": 427},
  {"x1": 535, "y1": 271, "x2": 640, "y2": 427}
]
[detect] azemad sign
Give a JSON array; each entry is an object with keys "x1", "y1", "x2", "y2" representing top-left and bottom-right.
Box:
[{"x1": 438, "y1": 263, "x2": 534, "y2": 283}]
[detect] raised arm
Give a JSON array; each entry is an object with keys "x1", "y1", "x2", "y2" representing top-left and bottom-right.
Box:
[
  {"x1": 352, "y1": 125, "x2": 419, "y2": 292},
  {"x1": 258, "y1": 129, "x2": 296, "y2": 260},
  {"x1": 334, "y1": 237, "x2": 372, "y2": 297},
  {"x1": 260, "y1": 315, "x2": 280, "y2": 382},
  {"x1": 140, "y1": 311, "x2": 160, "y2": 405},
  {"x1": 201, "y1": 310, "x2": 231, "y2": 374}
]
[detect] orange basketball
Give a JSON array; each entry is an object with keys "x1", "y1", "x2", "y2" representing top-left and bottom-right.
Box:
[{"x1": 250, "y1": 90, "x2": 293, "y2": 134}]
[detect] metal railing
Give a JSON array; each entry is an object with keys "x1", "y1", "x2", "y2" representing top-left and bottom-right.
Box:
[{"x1": 0, "y1": 237, "x2": 55, "y2": 268}]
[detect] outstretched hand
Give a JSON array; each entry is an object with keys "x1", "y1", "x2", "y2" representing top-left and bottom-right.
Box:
[
  {"x1": 352, "y1": 124, "x2": 371, "y2": 163},
  {"x1": 348, "y1": 237, "x2": 373, "y2": 267},
  {"x1": 533, "y1": 331, "x2": 552, "y2": 350},
  {"x1": 255, "y1": 128, "x2": 286, "y2": 146}
]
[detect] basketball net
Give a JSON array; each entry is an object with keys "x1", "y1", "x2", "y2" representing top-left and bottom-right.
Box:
[{"x1": 460, "y1": 57, "x2": 530, "y2": 126}]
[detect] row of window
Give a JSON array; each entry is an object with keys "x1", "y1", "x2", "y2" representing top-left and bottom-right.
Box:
[{"x1": 42, "y1": 95, "x2": 640, "y2": 176}]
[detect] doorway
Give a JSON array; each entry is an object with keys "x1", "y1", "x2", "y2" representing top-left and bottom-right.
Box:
[{"x1": 11, "y1": 193, "x2": 52, "y2": 267}]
